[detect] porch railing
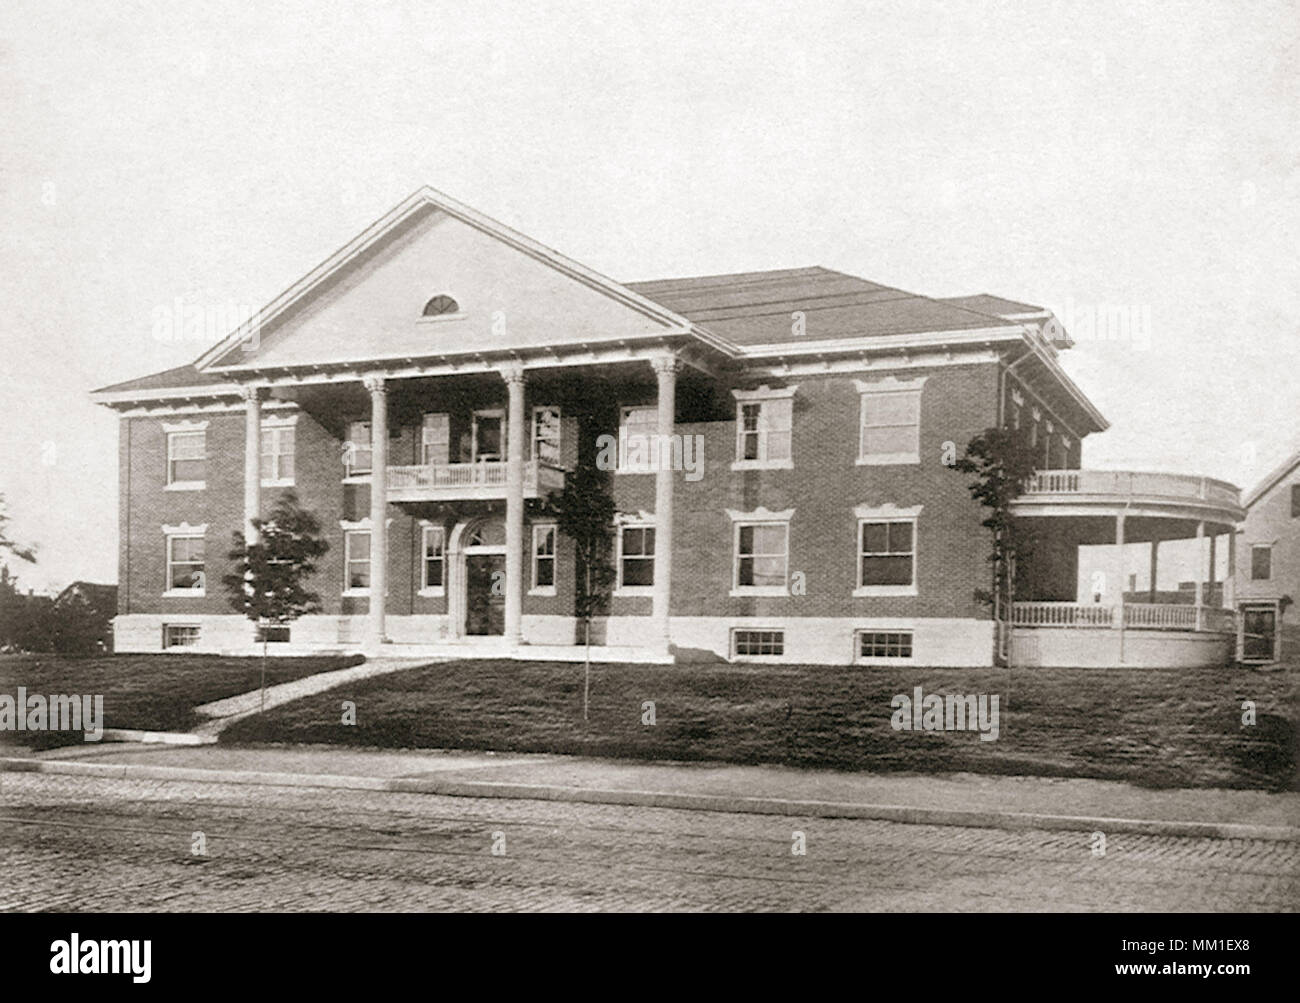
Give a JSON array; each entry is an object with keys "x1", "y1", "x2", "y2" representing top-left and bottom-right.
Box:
[
  {"x1": 1011, "y1": 601, "x2": 1235, "y2": 633},
  {"x1": 386, "y1": 459, "x2": 565, "y2": 497},
  {"x1": 1020, "y1": 470, "x2": 1240, "y2": 508}
]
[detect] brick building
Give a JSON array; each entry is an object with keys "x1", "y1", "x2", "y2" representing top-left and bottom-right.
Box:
[{"x1": 92, "y1": 187, "x2": 1244, "y2": 667}]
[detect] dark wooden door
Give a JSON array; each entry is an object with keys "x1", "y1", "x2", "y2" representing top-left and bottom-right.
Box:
[
  {"x1": 466, "y1": 554, "x2": 505, "y2": 636},
  {"x1": 1242, "y1": 606, "x2": 1276, "y2": 661}
]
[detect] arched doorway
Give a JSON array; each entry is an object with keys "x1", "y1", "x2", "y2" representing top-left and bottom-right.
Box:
[{"x1": 447, "y1": 516, "x2": 507, "y2": 638}]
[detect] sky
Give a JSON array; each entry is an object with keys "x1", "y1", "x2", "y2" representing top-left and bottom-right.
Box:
[{"x1": 0, "y1": 0, "x2": 1297, "y2": 593}]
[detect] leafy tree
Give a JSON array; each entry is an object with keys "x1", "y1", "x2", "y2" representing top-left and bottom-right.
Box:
[
  {"x1": 0, "y1": 495, "x2": 36, "y2": 565},
  {"x1": 543, "y1": 415, "x2": 616, "y2": 721},
  {"x1": 222, "y1": 492, "x2": 329, "y2": 711},
  {"x1": 952, "y1": 426, "x2": 1039, "y2": 630}
]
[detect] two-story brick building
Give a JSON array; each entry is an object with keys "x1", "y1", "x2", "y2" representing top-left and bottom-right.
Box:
[
  {"x1": 92, "y1": 187, "x2": 1245, "y2": 667},
  {"x1": 1233, "y1": 448, "x2": 1300, "y2": 662}
]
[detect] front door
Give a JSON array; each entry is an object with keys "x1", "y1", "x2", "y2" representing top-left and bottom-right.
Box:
[
  {"x1": 465, "y1": 553, "x2": 506, "y2": 635},
  {"x1": 1242, "y1": 604, "x2": 1278, "y2": 662},
  {"x1": 472, "y1": 410, "x2": 504, "y2": 463}
]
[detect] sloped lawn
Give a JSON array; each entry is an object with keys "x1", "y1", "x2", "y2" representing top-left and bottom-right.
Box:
[
  {"x1": 220, "y1": 658, "x2": 1299, "y2": 790},
  {"x1": 0, "y1": 653, "x2": 364, "y2": 749}
]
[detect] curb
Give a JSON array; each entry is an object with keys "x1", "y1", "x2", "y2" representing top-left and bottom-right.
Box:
[
  {"x1": 100, "y1": 729, "x2": 217, "y2": 746},
  {"x1": 3, "y1": 756, "x2": 1296, "y2": 842}
]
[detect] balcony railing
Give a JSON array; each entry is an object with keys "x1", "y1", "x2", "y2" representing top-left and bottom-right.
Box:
[
  {"x1": 1020, "y1": 470, "x2": 1241, "y2": 508},
  {"x1": 386, "y1": 459, "x2": 565, "y2": 502},
  {"x1": 1010, "y1": 601, "x2": 1235, "y2": 633}
]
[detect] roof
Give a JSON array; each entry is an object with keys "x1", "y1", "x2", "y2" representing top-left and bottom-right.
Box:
[
  {"x1": 53, "y1": 582, "x2": 117, "y2": 614},
  {"x1": 937, "y1": 294, "x2": 1048, "y2": 319},
  {"x1": 1244, "y1": 448, "x2": 1300, "y2": 508},
  {"x1": 626, "y1": 267, "x2": 1025, "y2": 347},
  {"x1": 92, "y1": 363, "x2": 232, "y2": 397}
]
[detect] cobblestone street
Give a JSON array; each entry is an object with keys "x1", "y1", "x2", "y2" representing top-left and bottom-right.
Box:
[{"x1": 1, "y1": 773, "x2": 1296, "y2": 912}]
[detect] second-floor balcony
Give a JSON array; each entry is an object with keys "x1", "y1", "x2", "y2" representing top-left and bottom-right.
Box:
[
  {"x1": 386, "y1": 459, "x2": 566, "y2": 502},
  {"x1": 1011, "y1": 468, "x2": 1244, "y2": 524}
]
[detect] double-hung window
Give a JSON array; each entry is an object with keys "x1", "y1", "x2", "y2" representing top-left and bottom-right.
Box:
[
  {"x1": 532, "y1": 524, "x2": 557, "y2": 593},
  {"x1": 533, "y1": 407, "x2": 562, "y2": 467},
  {"x1": 732, "y1": 387, "x2": 795, "y2": 469},
  {"x1": 261, "y1": 421, "x2": 295, "y2": 485},
  {"x1": 618, "y1": 406, "x2": 658, "y2": 473},
  {"x1": 345, "y1": 421, "x2": 372, "y2": 477},
  {"x1": 166, "y1": 428, "x2": 206, "y2": 488},
  {"x1": 421, "y1": 413, "x2": 450, "y2": 466},
  {"x1": 165, "y1": 529, "x2": 206, "y2": 594},
  {"x1": 344, "y1": 530, "x2": 371, "y2": 592},
  {"x1": 727, "y1": 508, "x2": 794, "y2": 597},
  {"x1": 420, "y1": 524, "x2": 445, "y2": 594},
  {"x1": 854, "y1": 504, "x2": 921, "y2": 596},
  {"x1": 617, "y1": 523, "x2": 656, "y2": 591},
  {"x1": 856, "y1": 377, "x2": 925, "y2": 465}
]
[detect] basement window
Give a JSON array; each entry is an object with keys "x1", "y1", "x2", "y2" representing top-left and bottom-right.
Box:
[
  {"x1": 732, "y1": 629, "x2": 784, "y2": 658},
  {"x1": 163, "y1": 624, "x2": 200, "y2": 649},
  {"x1": 857, "y1": 630, "x2": 913, "y2": 660}
]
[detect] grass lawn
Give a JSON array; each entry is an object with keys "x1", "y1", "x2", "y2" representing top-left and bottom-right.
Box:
[
  {"x1": 221, "y1": 656, "x2": 1299, "y2": 791},
  {"x1": 0, "y1": 653, "x2": 363, "y2": 749}
]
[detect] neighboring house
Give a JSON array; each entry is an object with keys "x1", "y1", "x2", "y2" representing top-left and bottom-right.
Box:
[
  {"x1": 51, "y1": 581, "x2": 118, "y2": 652},
  {"x1": 1233, "y1": 449, "x2": 1300, "y2": 662},
  {"x1": 90, "y1": 186, "x2": 1243, "y2": 667}
]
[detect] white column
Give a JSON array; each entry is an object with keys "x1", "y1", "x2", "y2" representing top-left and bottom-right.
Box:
[
  {"x1": 1148, "y1": 539, "x2": 1158, "y2": 602},
  {"x1": 502, "y1": 364, "x2": 527, "y2": 647},
  {"x1": 651, "y1": 354, "x2": 680, "y2": 652},
  {"x1": 241, "y1": 386, "x2": 262, "y2": 544},
  {"x1": 1114, "y1": 514, "x2": 1126, "y2": 666},
  {"x1": 1193, "y1": 520, "x2": 1205, "y2": 631},
  {"x1": 1208, "y1": 531, "x2": 1218, "y2": 607},
  {"x1": 1225, "y1": 527, "x2": 1237, "y2": 610},
  {"x1": 364, "y1": 375, "x2": 389, "y2": 647}
]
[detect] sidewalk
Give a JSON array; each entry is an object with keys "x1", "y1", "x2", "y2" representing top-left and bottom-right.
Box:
[{"x1": 12, "y1": 741, "x2": 1300, "y2": 839}]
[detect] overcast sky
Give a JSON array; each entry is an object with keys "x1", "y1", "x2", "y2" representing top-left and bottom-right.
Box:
[{"x1": 1, "y1": 0, "x2": 1296, "y2": 593}]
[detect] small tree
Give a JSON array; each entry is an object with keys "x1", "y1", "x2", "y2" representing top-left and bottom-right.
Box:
[
  {"x1": 952, "y1": 427, "x2": 1039, "y2": 638},
  {"x1": 222, "y1": 492, "x2": 329, "y2": 711},
  {"x1": 544, "y1": 419, "x2": 616, "y2": 722}
]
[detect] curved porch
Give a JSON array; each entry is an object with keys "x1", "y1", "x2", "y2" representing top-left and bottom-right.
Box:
[{"x1": 1006, "y1": 469, "x2": 1244, "y2": 667}]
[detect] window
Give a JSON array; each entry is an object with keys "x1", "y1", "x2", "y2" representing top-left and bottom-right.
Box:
[
  {"x1": 345, "y1": 421, "x2": 372, "y2": 476},
  {"x1": 421, "y1": 413, "x2": 450, "y2": 466},
  {"x1": 856, "y1": 378, "x2": 925, "y2": 464},
  {"x1": 1251, "y1": 545, "x2": 1272, "y2": 581},
  {"x1": 857, "y1": 630, "x2": 913, "y2": 660},
  {"x1": 261, "y1": 425, "x2": 295, "y2": 484},
  {"x1": 619, "y1": 406, "x2": 658, "y2": 473},
  {"x1": 421, "y1": 525, "x2": 445, "y2": 593},
  {"x1": 255, "y1": 625, "x2": 290, "y2": 643},
  {"x1": 421, "y1": 294, "x2": 459, "y2": 317},
  {"x1": 166, "y1": 430, "x2": 205, "y2": 487},
  {"x1": 1292, "y1": 484, "x2": 1300, "y2": 518},
  {"x1": 732, "y1": 629, "x2": 784, "y2": 658},
  {"x1": 163, "y1": 624, "x2": 199, "y2": 648},
  {"x1": 1009, "y1": 403, "x2": 1021, "y2": 430},
  {"x1": 858, "y1": 520, "x2": 915, "y2": 590},
  {"x1": 735, "y1": 397, "x2": 793, "y2": 467},
  {"x1": 533, "y1": 407, "x2": 562, "y2": 467},
  {"x1": 618, "y1": 524, "x2": 655, "y2": 589},
  {"x1": 344, "y1": 530, "x2": 371, "y2": 591},
  {"x1": 532, "y1": 524, "x2": 556, "y2": 592},
  {"x1": 166, "y1": 534, "x2": 205, "y2": 593},
  {"x1": 734, "y1": 523, "x2": 789, "y2": 593}
]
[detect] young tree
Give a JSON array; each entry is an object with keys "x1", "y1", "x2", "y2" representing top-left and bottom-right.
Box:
[
  {"x1": 952, "y1": 426, "x2": 1039, "y2": 646},
  {"x1": 222, "y1": 492, "x2": 329, "y2": 711},
  {"x1": 543, "y1": 416, "x2": 616, "y2": 722}
]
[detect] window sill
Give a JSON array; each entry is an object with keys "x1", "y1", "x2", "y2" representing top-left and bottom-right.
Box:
[
  {"x1": 729, "y1": 586, "x2": 789, "y2": 598},
  {"x1": 416, "y1": 313, "x2": 467, "y2": 324},
  {"x1": 613, "y1": 586, "x2": 654, "y2": 597},
  {"x1": 856, "y1": 455, "x2": 919, "y2": 466},
  {"x1": 528, "y1": 586, "x2": 558, "y2": 597},
  {"x1": 165, "y1": 481, "x2": 206, "y2": 492},
  {"x1": 342, "y1": 474, "x2": 373, "y2": 484},
  {"x1": 614, "y1": 467, "x2": 655, "y2": 476},
  {"x1": 730, "y1": 459, "x2": 794, "y2": 472},
  {"x1": 853, "y1": 585, "x2": 918, "y2": 597},
  {"x1": 855, "y1": 657, "x2": 917, "y2": 666},
  {"x1": 261, "y1": 479, "x2": 295, "y2": 488},
  {"x1": 417, "y1": 587, "x2": 446, "y2": 599},
  {"x1": 342, "y1": 589, "x2": 371, "y2": 598},
  {"x1": 162, "y1": 589, "x2": 206, "y2": 598}
]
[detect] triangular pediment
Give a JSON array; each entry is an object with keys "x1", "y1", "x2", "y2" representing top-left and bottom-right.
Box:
[{"x1": 200, "y1": 188, "x2": 696, "y2": 372}]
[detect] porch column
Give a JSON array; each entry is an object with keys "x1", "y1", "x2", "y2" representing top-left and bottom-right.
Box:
[
  {"x1": 1148, "y1": 539, "x2": 1158, "y2": 602},
  {"x1": 502, "y1": 364, "x2": 527, "y2": 648},
  {"x1": 241, "y1": 386, "x2": 261, "y2": 544},
  {"x1": 1194, "y1": 520, "x2": 1206, "y2": 630},
  {"x1": 1225, "y1": 527, "x2": 1237, "y2": 610},
  {"x1": 364, "y1": 375, "x2": 389, "y2": 647},
  {"x1": 651, "y1": 353, "x2": 680, "y2": 652},
  {"x1": 1208, "y1": 531, "x2": 1218, "y2": 608},
  {"x1": 1114, "y1": 513, "x2": 1126, "y2": 666}
]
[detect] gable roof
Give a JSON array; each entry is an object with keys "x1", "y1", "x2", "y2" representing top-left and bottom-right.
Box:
[
  {"x1": 1244, "y1": 447, "x2": 1300, "y2": 508},
  {"x1": 627, "y1": 267, "x2": 1026, "y2": 347},
  {"x1": 937, "y1": 294, "x2": 1049, "y2": 319},
  {"x1": 92, "y1": 363, "x2": 234, "y2": 398}
]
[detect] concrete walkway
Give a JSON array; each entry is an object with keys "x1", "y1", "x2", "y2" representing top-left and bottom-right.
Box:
[
  {"x1": 18, "y1": 742, "x2": 1300, "y2": 839},
  {"x1": 191, "y1": 657, "x2": 437, "y2": 736}
]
